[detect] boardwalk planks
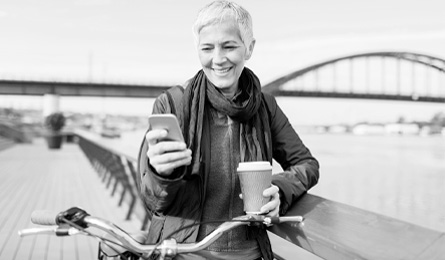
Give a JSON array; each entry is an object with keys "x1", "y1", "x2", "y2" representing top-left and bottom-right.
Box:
[{"x1": 0, "y1": 140, "x2": 141, "y2": 260}]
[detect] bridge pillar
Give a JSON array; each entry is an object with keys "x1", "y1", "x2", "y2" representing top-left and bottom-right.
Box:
[{"x1": 42, "y1": 94, "x2": 60, "y2": 117}]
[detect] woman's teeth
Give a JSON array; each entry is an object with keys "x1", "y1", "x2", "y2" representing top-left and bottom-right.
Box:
[{"x1": 214, "y1": 68, "x2": 230, "y2": 73}]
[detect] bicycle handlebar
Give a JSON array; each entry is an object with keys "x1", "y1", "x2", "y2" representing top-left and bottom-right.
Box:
[
  {"x1": 31, "y1": 210, "x2": 60, "y2": 226},
  {"x1": 18, "y1": 207, "x2": 304, "y2": 258}
]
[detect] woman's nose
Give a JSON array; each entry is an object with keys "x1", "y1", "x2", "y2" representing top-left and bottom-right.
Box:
[{"x1": 212, "y1": 48, "x2": 226, "y2": 64}]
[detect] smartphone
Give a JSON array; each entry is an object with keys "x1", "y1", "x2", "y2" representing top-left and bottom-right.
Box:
[{"x1": 148, "y1": 114, "x2": 184, "y2": 142}]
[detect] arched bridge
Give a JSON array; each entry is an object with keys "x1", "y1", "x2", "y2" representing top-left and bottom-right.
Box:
[
  {"x1": 1, "y1": 52, "x2": 444, "y2": 102},
  {"x1": 262, "y1": 52, "x2": 445, "y2": 103}
]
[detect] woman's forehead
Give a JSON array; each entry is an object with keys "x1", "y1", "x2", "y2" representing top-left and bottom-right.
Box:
[{"x1": 198, "y1": 19, "x2": 243, "y2": 44}]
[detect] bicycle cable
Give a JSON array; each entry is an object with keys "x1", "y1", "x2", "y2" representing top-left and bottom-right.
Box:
[
  {"x1": 61, "y1": 217, "x2": 145, "y2": 260},
  {"x1": 145, "y1": 218, "x2": 250, "y2": 259}
]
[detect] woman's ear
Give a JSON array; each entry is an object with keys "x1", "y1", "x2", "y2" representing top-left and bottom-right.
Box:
[{"x1": 245, "y1": 39, "x2": 256, "y2": 60}]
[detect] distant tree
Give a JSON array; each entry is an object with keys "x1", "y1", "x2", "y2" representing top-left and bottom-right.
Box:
[
  {"x1": 396, "y1": 116, "x2": 406, "y2": 124},
  {"x1": 428, "y1": 112, "x2": 445, "y2": 134},
  {"x1": 44, "y1": 112, "x2": 66, "y2": 132},
  {"x1": 430, "y1": 112, "x2": 445, "y2": 126}
]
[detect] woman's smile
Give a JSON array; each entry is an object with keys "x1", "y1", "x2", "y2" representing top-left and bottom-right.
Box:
[{"x1": 212, "y1": 66, "x2": 233, "y2": 75}]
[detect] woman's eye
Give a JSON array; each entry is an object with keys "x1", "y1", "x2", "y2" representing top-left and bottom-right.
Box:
[{"x1": 200, "y1": 45, "x2": 213, "y2": 51}]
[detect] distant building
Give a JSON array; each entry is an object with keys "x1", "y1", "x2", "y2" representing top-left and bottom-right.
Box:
[
  {"x1": 352, "y1": 124, "x2": 385, "y2": 135},
  {"x1": 328, "y1": 125, "x2": 349, "y2": 134}
]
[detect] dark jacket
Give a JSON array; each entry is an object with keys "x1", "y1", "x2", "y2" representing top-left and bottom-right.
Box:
[{"x1": 137, "y1": 86, "x2": 320, "y2": 259}]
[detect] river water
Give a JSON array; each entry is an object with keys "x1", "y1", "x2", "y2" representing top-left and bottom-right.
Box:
[{"x1": 294, "y1": 133, "x2": 445, "y2": 232}]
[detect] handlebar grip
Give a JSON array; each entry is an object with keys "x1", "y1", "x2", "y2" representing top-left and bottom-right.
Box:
[
  {"x1": 264, "y1": 216, "x2": 304, "y2": 225},
  {"x1": 278, "y1": 216, "x2": 304, "y2": 223},
  {"x1": 31, "y1": 210, "x2": 59, "y2": 225}
]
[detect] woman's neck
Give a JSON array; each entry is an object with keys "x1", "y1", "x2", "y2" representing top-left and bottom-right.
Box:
[{"x1": 220, "y1": 82, "x2": 239, "y2": 99}]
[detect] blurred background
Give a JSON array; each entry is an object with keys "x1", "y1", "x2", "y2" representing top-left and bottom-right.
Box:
[{"x1": 1, "y1": 0, "x2": 444, "y2": 233}]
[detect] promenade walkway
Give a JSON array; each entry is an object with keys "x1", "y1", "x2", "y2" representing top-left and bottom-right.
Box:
[{"x1": 0, "y1": 139, "x2": 141, "y2": 260}]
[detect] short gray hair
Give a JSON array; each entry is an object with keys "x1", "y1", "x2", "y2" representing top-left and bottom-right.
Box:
[{"x1": 192, "y1": 0, "x2": 254, "y2": 48}]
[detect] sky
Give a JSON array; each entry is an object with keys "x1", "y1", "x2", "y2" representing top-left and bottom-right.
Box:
[{"x1": 1, "y1": 0, "x2": 445, "y2": 124}]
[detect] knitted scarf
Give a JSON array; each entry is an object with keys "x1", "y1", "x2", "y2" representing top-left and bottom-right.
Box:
[{"x1": 177, "y1": 67, "x2": 271, "y2": 176}]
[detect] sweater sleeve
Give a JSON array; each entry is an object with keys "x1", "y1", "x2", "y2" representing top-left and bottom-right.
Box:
[{"x1": 264, "y1": 94, "x2": 320, "y2": 215}]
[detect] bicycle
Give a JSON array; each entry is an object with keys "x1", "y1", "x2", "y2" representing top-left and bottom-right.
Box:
[{"x1": 18, "y1": 207, "x2": 304, "y2": 260}]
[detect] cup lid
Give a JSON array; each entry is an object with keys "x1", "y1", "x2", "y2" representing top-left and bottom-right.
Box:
[{"x1": 237, "y1": 161, "x2": 272, "y2": 172}]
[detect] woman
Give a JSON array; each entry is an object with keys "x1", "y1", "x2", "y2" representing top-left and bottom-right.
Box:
[{"x1": 137, "y1": 1, "x2": 319, "y2": 259}]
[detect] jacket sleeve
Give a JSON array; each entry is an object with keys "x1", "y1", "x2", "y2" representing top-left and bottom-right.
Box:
[
  {"x1": 137, "y1": 93, "x2": 187, "y2": 214},
  {"x1": 265, "y1": 94, "x2": 320, "y2": 215}
]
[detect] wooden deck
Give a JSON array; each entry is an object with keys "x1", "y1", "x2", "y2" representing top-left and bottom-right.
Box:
[{"x1": 0, "y1": 139, "x2": 141, "y2": 260}]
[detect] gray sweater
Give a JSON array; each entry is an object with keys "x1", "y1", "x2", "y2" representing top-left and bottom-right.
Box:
[{"x1": 196, "y1": 108, "x2": 259, "y2": 252}]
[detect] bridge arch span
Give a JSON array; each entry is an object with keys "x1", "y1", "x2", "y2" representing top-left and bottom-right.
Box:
[{"x1": 262, "y1": 52, "x2": 445, "y2": 103}]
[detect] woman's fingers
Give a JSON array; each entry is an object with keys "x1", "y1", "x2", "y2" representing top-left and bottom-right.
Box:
[
  {"x1": 260, "y1": 194, "x2": 280, "y2": 217},
  {"x1": 151, "y1": 155, "x2": 192, "y2": 175},
  {"x1": 260, "y1": 185, "x2": 280, "y2": 216},
  {"x1": 262, "y1": 185, "x2": 279, "y2": 197},
  {"x1": 148, "y1": 148, "x2": 192, "y2": 175},
  {"x1": 148, "y1": 141, "x2": 187, "y2": 156},
  {"x1": 149, "y1": 148, "x2": 192, "y2": 166},
  {"x1": 145, "y1": 129, "x2": 191, "y2": 176},
  {"x1": 238, "y1": 185, "x2": 280, "y2": 216},
  {"x1": 145, "y1": 129, "x2": 168, "y2": 145}
]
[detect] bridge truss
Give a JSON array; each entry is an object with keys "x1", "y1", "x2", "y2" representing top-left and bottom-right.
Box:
[{"x1": 262, "y1": 52, "x2": 445, "y2": 103}]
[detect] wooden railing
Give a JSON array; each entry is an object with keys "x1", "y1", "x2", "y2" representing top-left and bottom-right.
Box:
[
  {"x1": 75, "y1": 129, "x2": 151, "y2": 230},
  {"x1": 269, "y1": 194, "x2": 445, "y2": 260},
  {"x1": 0, "y1": 136, "x2": 15, "y2": 151},
  {"x1": 74, "y1": 130, "x2": 445, "y2": 260},
  {"x1": 0, "y1": 121, "x2": 32, "y2": 143}
]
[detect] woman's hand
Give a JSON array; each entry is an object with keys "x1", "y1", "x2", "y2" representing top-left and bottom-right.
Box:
[
  {"x1": 260, "y1": 184, "x2": 280, "y2": 217},
  {"x1": 146, "y1": 128, "x2": 192, "y2": 176}
]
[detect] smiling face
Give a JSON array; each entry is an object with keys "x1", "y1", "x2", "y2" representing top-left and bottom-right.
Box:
[{"x1": 197, "y1": 19, "x2": 255, "y2": 97}]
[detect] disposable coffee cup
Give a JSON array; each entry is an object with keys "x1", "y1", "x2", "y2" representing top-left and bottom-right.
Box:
[{"x1": 237, "y1": 161, "x2": 272, "y2": 215}]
